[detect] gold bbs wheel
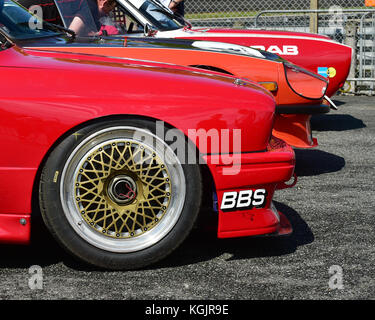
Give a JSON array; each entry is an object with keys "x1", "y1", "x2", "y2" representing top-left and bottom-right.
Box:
[
  {"x1": 74, "y1": 140, "x2": 172, "y2": 239},
  {"x1": 60, "y1": 126, "x2": 186, "y2": 253}
]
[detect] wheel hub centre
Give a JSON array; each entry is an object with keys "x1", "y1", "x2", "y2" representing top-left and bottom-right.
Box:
[{"x1": 108, "y1": 175, "x2": 137, "y2": 205}]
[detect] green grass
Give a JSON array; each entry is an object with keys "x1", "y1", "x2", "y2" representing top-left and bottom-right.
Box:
[{"x1": 186, "y1": 11, "x2": 258, "y2": 20}]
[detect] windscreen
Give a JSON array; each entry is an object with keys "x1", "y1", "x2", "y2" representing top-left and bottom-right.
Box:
[
  {"x1": 127, "y1": 0, "x2": 183, "y2": 30},
  {"x1": 284, "y1": 62, "x2": 328, "y2": 100},
  {"x1": 0, "y1": 0, "x2": 59, "y2": 39}
]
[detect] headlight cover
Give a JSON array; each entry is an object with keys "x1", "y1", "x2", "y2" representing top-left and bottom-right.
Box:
[{"x1": 284, "y1": 62, "x2": 328, "y2": 100}]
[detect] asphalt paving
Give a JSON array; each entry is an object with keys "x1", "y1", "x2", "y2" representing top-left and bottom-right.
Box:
[{"x1": 0, "y1": 95, "x2": 374, "y2": 301}]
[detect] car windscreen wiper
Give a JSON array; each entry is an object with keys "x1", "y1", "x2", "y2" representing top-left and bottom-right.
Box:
[
  {"x1": 172, "y1": 11, "x2": 191, "y2": 28},
  {"x1": 43, "y1": 21, "x2": 76, "y2": 40}
]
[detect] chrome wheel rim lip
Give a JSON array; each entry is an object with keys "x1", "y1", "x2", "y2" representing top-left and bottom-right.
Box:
[{"x1": 60, "y1": 126, "x2": 186, "y2": 253}]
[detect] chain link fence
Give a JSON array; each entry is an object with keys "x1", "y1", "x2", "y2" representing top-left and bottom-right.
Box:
[{"x1": 185, "y1": 1, "x2": 375, "y2": 95}]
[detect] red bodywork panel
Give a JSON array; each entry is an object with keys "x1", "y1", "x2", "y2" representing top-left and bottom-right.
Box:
[
  {"x1": 205, "y1": 137, "x2": 295, "y2": 238},
  {"x1": 0, "y1": 214, "x2": 31, "y2": 244}
]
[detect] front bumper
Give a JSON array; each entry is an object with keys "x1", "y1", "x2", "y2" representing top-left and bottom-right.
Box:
[
  {"x1": 276, "y1": 103, "x2": 331, "y2": 115},
  {"x1": 273, "y1": 103, "x2": 331, "y2": 149},
  {"x1": 204, "y1": 137, "x2": 296, "y2": 239}
]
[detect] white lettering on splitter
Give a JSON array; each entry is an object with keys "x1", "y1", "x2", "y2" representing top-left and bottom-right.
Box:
[{"x1": 220, "y1": 189, "x2": 267, "y2": 211}]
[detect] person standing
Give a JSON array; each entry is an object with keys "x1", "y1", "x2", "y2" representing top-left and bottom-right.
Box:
[{"x1": 65, "y1": 0, "x2": 117, "y2": 36}]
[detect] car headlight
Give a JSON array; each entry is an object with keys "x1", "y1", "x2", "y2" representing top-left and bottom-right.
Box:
[{"x1": 284, "y1": 62, "x2": 328, "y2": 100}]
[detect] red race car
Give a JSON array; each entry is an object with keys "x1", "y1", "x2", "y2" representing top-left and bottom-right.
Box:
[
  {"x1": 0, "y1": 23, "x2": 296, "y2": 269},
  {"x1": 115, "y1": 0, "x2": 353, "y2": 97},
  {"x1": 12, "y1": 0, "x2": 333, "y2": 148}
]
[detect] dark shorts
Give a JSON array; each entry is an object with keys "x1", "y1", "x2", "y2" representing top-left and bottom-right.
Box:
[{"x1": 176, "y1": 2, "x2": 184, "y2": 16}]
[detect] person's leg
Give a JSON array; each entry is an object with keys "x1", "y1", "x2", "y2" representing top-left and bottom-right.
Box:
[{"x1": 69, "y1": 15, "x2": 86, "y2": 34}]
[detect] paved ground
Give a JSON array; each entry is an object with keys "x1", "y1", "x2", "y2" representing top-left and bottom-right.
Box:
[{"x1": 0, "y1": 95, "x2": 374, "y2": 301}]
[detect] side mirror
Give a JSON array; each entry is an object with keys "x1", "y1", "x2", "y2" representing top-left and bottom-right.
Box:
[{"x1": 143, "y1": 23, "x2": 156, "y2": 37}]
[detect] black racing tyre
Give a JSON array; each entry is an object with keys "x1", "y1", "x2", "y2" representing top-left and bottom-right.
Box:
[{"x1": 39, "y1": 119, "x2": 202, "y2": 270}]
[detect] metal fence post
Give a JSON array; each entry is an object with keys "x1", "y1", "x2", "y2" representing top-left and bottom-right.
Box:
[
  {"x1": 310, "y1": 0, "x2": 319, "y2": 33},
  {"x1": 345, "y1": 21, "x2": 358, "y2": 93}
]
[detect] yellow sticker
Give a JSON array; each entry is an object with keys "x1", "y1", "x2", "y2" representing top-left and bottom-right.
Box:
[
  {"x1": 53, "y1": 171, "x2": 59, "y2": 183},
  {"x1": 328, "y1": 67, "x2": 337, "y2": 78}
]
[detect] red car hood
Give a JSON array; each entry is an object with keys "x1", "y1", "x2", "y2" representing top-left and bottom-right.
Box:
[{"x1": 18, "y1": 46, "x2": 270, "y2": 94}]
